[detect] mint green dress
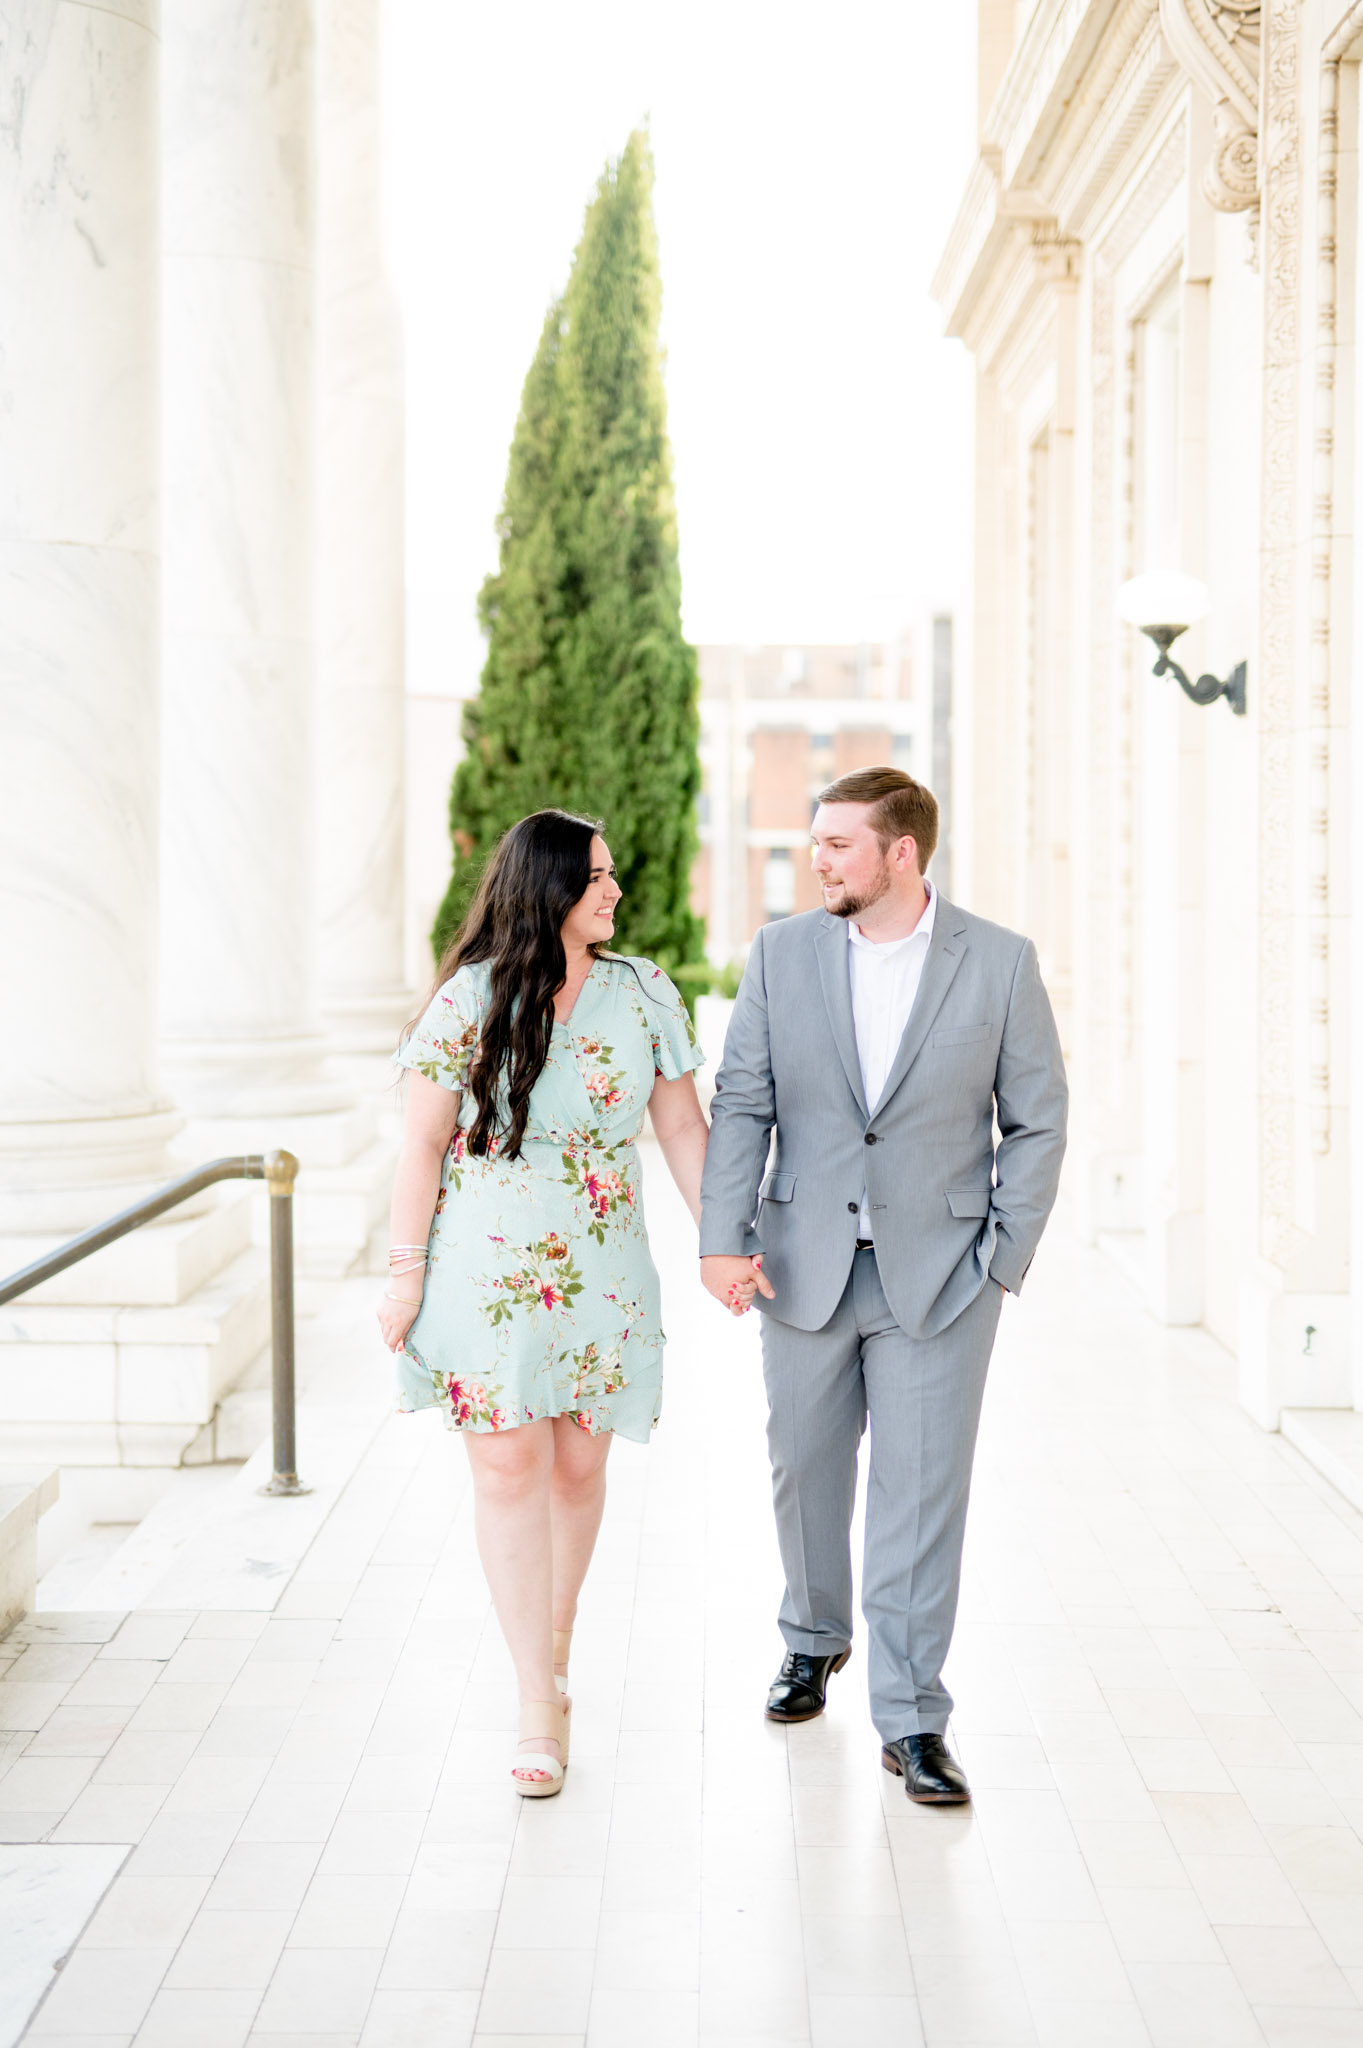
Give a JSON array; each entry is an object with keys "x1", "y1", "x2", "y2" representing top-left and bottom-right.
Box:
[{"x1": 393, "y1": 954, "x2": 703, "y2": 1442}]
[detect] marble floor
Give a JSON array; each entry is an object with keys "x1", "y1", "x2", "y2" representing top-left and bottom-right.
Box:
[{"x1": 4, "y1": 1151, "x2": 1363, "y2": 2046}]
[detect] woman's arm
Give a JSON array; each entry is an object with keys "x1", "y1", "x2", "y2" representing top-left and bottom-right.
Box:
[
  {"x1": 646, "y1": 1071, "x2": 709, "y2": 1228},
  {"x1": 376, "y1": 1072, "x2": 461, "y2": 1352}
]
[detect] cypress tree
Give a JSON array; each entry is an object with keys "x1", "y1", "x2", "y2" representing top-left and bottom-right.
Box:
[{"x1": 433, "y1": 130, "x2": 704, "y2": 981}]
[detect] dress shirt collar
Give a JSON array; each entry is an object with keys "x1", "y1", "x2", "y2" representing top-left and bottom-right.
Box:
[{"x1": 847, "y1": 879, "x2": 935, "y2": 957}]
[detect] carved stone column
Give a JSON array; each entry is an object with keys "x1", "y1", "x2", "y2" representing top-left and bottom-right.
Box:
[
  {"x1": 159, "y1": 0, "x2": 347, "y2": 1124},
  {"x1": 315, "y1": 0, "x2": 410, "y2": 1072},
  {"x1": 0, "y1": 0, "x2": 180, "y2": 1231}
]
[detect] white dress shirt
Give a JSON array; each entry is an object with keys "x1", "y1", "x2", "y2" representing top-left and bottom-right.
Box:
[{"x1": 848, "y1": 881, "x2": 936, "y2": 1238}]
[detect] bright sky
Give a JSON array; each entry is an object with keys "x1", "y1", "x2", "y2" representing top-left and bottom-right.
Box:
[{"x1": 384, "y1": 1, "x2": 977, "y2": 696}]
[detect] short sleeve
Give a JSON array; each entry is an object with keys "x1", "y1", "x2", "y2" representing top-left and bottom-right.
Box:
[
  {"x1": 394, "y1": 968, "x2": 484, "y2": 1092},
  {"x1": 637, "y1": 962, "x2": 705, "y2": 1081}
]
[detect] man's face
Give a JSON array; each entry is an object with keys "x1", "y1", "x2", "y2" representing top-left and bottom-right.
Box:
[{"x1": 810, "y1": 802, "x2": 901, "y2": 919}]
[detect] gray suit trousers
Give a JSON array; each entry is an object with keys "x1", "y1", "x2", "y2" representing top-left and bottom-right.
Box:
[{"x1": 760, "y1": 1246, "x2": 1001, "y2": 1741}]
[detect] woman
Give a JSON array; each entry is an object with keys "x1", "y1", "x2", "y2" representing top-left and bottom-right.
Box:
[{"x1": 378, "y1": 809, "x2": 733, "y2": 1795}]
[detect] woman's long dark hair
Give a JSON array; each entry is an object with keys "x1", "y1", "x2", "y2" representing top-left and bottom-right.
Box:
[{"x1": 426, "y1": 810, "x2": 605, "y2": 1159}]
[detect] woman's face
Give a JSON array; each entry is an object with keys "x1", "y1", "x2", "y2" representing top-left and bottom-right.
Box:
[{"x1": 561, "y1": 834, "x2": 622, "y2": 952}]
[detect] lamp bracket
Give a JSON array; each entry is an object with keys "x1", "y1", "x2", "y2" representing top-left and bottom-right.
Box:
[{"x1": 1143, "y1": 626, "x2": 1247, "y2": 715}]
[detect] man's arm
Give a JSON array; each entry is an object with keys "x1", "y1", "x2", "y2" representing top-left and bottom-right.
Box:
[
  {"x1": 699, "y1": 927, "x2": 777, "y2": 1259},
  {"x1": 989, "y1": 938, "x2": 1068, "y2": 1295}
]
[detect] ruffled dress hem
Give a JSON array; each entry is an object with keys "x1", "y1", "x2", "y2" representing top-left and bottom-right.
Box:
[{"x1": 398, "y1": 1336, "x2": 663, "y2": 1444}]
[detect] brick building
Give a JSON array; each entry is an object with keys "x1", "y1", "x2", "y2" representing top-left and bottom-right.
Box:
[{"x1": 692, "y1": 629, "x2": 953, "y2": 963}]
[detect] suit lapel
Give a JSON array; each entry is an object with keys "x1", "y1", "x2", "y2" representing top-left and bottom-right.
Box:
[
  {"x1": 872, "y1": 897, "x2": 969, "y2": 1115},
  {"x1": 814, "y1": 914, "x2": 867, "y2": 1117}
]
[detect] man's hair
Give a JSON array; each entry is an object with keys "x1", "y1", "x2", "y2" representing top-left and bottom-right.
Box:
[{"x1": 816, "y1": 766, "x2": 939, "y2": 873}]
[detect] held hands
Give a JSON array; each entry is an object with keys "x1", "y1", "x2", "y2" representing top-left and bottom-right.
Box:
[{"x1": 700, "y1": 1253, "x2": 776, "y2": 1318}]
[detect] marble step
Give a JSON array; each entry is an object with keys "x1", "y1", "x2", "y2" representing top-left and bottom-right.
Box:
[
  {"x1": 179, "y1": 1348, "x2": 271, "y2": 1465},
  {"x1": 0, "y1": 1248, "x2": 270, "y2": 1468},
  {"x1": 0, "y1": 1182, "x2": 253, "y2": 1308},
  {"x1": 177, "y1": 1100, "x2": 377, "y2": 1172},
  {"x1": 216, "y1": 1139, "x2": 396, "y2": 1279},
  {"x1": 290, "y1": 1137, "x2": 396, "y2": 1277},
  {"x1": 0, "y1": 1467, "x2": 59, "y2": 1632},
  {"x1": 49, "y1": 1360, "x2": 392, "y2": 1613},
  {"x1": 170, "y1": 1121, "x2": 396, "y2": 1279}
]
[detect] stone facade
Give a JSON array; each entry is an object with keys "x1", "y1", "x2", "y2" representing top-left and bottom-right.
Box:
[
  {"x1": 936, "y1": 0, "x2": 1363, "y2": 1426},
  {"x1": 0, "y1": 2, "x2": 406, "y2": 1490}
]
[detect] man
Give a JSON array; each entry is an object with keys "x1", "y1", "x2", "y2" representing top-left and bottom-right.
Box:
[{"x1": 699, "y1": 768, "x2": 1066, "y2": 1803}]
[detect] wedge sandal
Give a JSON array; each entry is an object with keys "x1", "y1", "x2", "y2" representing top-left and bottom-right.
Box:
[{"x1": 512, "y1": 1697, "x2": 571, "y2": 1798}]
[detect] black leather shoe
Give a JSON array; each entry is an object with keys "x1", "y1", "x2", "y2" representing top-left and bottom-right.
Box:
[
  {"x1": 881, "y1": 1733, "x2": 971, "y2": 1804},
  {"x1": 764, "y1": 1648, "x2": 851, "y2": 1723}
]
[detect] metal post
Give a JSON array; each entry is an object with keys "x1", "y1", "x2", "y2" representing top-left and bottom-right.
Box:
[{"x1": 258, "y1": 1149, "x2": 309, "y2": 1497}]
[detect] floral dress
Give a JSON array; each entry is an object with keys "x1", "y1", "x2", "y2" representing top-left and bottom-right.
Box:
[{"x1": 393, "y1": 954, "x2": 703, "y2": 1442}]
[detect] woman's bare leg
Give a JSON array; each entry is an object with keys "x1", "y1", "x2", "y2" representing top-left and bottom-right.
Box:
[
  {"x1": 549, "y1": 1416, "x2": 613, "y2": 1671},
  {"x1": 463, "y1": 1419, "x2": 561, "y2": 1779}
]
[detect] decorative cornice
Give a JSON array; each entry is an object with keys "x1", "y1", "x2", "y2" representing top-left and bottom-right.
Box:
[
  {"x1": 932, "y1": 153, "x2": 1067, "y2": 346},
  {"x1": 1051, "y1": 15, "x2": 1179, "y2": 236},
  {"x1": 932, "y1": 154, "x2": 1005, "y2": 335},
  {"x1": 935, "y1": 0, "x2": 1170, "y2": 336},
  {"x1": 987, "y1": 0, "x2": 1124, "y2": 189},
  {"x1": 982, "y1": 0, "x2": 1166, "y2": 209}
]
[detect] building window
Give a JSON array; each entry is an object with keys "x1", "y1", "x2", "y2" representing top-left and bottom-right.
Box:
[
  {"x1": 763, "y1": 849, "x2": 796, "y2": 919},
  {"x1": 808, "y1": 732, "x2": 835, "y2": 800},
  {"x1": 892, "y1": 734, "x2": 914, "y2": 770}
]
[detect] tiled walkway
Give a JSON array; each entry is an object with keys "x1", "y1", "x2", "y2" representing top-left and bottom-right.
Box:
[{"x1": 5, "y1": 1148, "x2": 1363, "y2": 2046}]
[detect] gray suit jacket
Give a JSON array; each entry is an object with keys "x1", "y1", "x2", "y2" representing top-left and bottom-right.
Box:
[{"x1": 699, "y1": 897, "x2": 1068, "y2": 1339}]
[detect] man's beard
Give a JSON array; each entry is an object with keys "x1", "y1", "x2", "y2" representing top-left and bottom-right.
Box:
[{"x1": 824, "y1": 858, "x2": 892, "y2": 921}]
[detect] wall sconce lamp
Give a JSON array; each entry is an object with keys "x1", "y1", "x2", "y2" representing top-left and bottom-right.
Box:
[{"x1": 1117, "y1": 572, "x2": 1247, "y2": 716}]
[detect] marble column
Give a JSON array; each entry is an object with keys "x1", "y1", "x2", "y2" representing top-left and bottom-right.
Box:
[
  {"x1": 316, "y1": 0, "x2": 410, "y2": 1065},
  {"x1": 0, "y1": 0, "x2": 179, "y2": 1231},
  {"x1": 159, "y1": 0, "x2": 348, "y2": 1121}
]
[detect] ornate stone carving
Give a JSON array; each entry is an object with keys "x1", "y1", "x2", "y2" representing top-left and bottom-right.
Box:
[
  {"x1": 1160, "y1": 1, "x2": 1262, "y2": 213},
  {"x1": 1031, "y1": 226, "x2": 1083, "y2": 284},
  {"x1": 1293, "y1": 4, "x2": 1363, "y2": 1175},
  {"x1": 1206, "y1": 116, "x2": 1260, "y2": 206},
  {"x1": 1258, "y1": 0, "x2": 1302, "y2": 1254},
  {"x1": 1159, "y1": 0, "x2": 1260, "y2": 121}
]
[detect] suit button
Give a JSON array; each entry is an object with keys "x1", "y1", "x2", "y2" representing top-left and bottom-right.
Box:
[
  {"x1": 864, "y1": 1133, "x2": 877, "y2": 1145},
  {"x1": 847, "y1": 1202, "x2": 857, "y2": 1213}
]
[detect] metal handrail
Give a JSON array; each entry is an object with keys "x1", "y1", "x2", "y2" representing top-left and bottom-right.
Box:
[{"x1": 0, "y1": 1151, "x2": 308, "y2": 1498}]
